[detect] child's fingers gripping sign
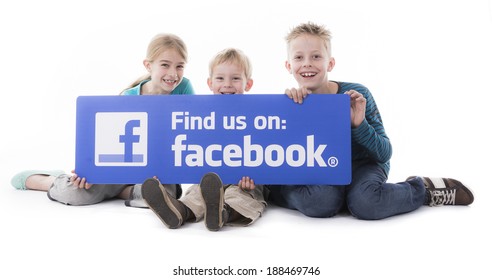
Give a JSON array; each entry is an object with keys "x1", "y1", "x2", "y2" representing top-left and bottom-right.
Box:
[
  {"x1": 285, "y1": 87, "x2": 312, "y2": 104},
  {"x1": 345, "y1": 90, "x2": 366, "y2": 128}
]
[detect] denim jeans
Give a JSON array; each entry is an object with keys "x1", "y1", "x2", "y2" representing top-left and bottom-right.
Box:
[{"x1": 267, "y1": 161, "x2": 426, "y2": 220}]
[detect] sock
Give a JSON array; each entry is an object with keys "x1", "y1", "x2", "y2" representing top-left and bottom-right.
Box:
[
  {"x1": 224, "y1": 204, "x2": 251, "y2": 224},
  {"x1": 125, "y1": 185, "x2": 149, "y2": 208},
  {"x1": 184, "y1": 205, "x2": 195, "y2": 222}
]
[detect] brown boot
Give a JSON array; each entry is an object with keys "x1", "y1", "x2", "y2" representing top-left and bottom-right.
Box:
[
  {"x1": 200, "y1": 172, "x2": 228, "y2": 231},
  {"x1": 142, "y1": 178, "x2": 189, "y2": 229}
]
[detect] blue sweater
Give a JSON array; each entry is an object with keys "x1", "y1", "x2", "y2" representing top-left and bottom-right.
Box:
[{"x1": 336, "y1": 82, "x2": 392, "y2": 175}]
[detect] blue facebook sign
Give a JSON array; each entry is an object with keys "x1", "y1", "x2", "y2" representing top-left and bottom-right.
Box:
[{"x1": 75, "y1": 94, "x2": 351, "y2": 185}]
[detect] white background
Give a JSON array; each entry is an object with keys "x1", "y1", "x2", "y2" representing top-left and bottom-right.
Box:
[{"x1": 1, "y1": 0, "x2": 491, "y2": 279}]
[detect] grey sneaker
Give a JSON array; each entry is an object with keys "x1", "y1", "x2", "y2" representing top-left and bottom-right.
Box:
[
  {"x1": 200, "y1": 172, "x2": 228, "y2": 231},
  {"x1": 142, "y1": 178, "x2": 187, "y2": 229},
  {"x1": 124, "y1": 184, "x2": 148, "y2": 208},
  {"x1": 408, "y1": 176, "x2": 474, "y2": 206}
]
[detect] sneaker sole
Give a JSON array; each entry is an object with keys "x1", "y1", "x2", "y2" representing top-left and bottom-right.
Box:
[
  {"x1": 200, "y1": 173, "x2": 224, "y2": 231},
  {"x1": 142, "y1": 179, "x2": 182, "y2": 229}
]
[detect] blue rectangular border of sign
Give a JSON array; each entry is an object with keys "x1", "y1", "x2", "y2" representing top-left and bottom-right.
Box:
[{"x1": 75, "y1": 94, "x2": 351, "y2": 185}]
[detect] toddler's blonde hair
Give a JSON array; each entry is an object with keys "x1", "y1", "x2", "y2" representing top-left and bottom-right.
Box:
[{"x1": 209, "y1": 48, "x2": 252, "y2": 80}]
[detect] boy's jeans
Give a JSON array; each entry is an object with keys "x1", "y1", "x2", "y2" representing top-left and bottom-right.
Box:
[{"x1": 267, "y1": 162, "x2": 426, "y2": 220}]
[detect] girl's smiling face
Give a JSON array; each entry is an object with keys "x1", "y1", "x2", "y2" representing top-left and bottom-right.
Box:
[{"x1": 144, "y1": 49, "x2": 186, "y2": 94}]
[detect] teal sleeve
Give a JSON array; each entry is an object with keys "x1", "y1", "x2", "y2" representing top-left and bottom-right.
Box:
[
  {"x1": 122, "y1": 87, "x2": 139, "y2": 96},
  {"x1": 172, "y1": 77, "x2": 195, "y2": 95}
]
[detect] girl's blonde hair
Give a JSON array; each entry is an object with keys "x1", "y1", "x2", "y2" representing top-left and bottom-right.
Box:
[
  {"x1": 285, "y1": 22, "x2": 332, "y2": 55},
  {"x1": 209, "y1": 48, "x2": 252, "y2": 80},
  {"x1": 122, "y1": 33, "x2": 188, "y2": 93}
]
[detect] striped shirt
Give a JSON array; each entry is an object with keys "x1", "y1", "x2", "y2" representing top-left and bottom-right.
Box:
[{"x1": 336, "y1": 81, "x2": 392, "y2": 175}]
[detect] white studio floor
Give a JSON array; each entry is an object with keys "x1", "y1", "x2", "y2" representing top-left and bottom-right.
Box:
[{"x1": 1, "y1": 168, "x2": 490, "y2": 280}]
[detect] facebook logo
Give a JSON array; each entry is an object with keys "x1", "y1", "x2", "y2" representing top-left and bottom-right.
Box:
[{"x1": 94, "y1": 112, "x2": 148, "y2": 166}]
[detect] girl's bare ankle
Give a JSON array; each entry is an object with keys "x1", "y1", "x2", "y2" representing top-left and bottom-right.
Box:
[{"x1": 25, "y1": 175, "x2": 55, "y2": 191}]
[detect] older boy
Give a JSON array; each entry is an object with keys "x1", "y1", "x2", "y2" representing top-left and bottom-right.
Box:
[
  {"x1": 265, "y1": 22, "x2": 474, "y2": 220},
  {"x1": 142, "y1": 48, "x2": 268, "y2": 231}
]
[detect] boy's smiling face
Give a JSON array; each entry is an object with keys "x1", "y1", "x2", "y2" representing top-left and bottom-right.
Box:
[
  {"x1": 208, "y1": 62, "x2": 253, "y2": 94},
  {"x1": 285, "y1": 34, "x2": 335, "y2": 92}
]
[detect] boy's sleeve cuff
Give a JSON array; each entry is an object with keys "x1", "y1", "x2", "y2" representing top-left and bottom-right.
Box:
[{"x1": 351, "y1": 119, "x2": 370, "y2": 140}]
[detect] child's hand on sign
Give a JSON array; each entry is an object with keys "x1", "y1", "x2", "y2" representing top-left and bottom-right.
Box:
[
  {"x1": 238, "y1": 176, "x2": 256, "y2": 191},
  {"x1": 345, "y1": 90, "x2": 366, "y2": 128},
  {"x1": 285, "y1": 87, "x2": 311, "y2": 104},
  {"x1": 70, "y1": 170, "x2": 93, "y2": 189}
]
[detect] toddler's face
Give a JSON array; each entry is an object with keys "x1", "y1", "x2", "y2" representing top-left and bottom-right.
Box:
[
  {"x1": 286, "y1": 34, "x2": 333, "y2": 91},
  {"x1": 208, "y1": 62, "x2": 252, "y2": 94}
]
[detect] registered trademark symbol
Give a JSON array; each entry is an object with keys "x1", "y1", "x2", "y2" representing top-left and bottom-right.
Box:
[{"x1": 327, "y1": 156, "x2": 338, "y2": 167}]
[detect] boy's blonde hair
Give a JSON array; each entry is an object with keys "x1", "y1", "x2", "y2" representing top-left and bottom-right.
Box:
[
  {"x1": 209, "y1": 48, "x2": 252, "y2": 80},
  {"x1": 285, "y1": 22, "x2": 332, "y2": 55},
  {"x1": 123, "y1": 33, "x2": 188, "y2": 92}
]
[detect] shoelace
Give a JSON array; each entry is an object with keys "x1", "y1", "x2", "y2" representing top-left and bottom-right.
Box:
[{"x1": 429, "y1": 189, "x2": 456, "y2": 206}]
